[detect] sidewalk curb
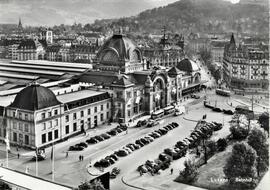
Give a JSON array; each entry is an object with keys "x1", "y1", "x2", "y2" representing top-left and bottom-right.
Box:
[
  {"x1": 183, "y1": 117, "x2": 199, "y2": 123},
  {"x1": 121, "y1": 176, "x2": 147, "y2": 190}
]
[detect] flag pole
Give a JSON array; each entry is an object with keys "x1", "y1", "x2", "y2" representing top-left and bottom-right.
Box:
[
  {"x1": 51, "y1": 143, "x2": 55, "y2": 181},
  {"x1": 35, "y1": 148, "x2": 38, "y2": 176}
]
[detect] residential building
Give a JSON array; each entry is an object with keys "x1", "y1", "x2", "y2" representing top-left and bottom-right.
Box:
[{"x1": 223, "y1": 34, "x2": 269, "y2": 92}]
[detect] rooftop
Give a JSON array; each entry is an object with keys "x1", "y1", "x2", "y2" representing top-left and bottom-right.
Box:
[{"x1": 57, "y1": 89, "x2": 107, "y2": 103}]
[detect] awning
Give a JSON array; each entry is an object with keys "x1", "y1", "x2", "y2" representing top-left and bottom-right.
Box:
[{"x1": 135, "y1": 97, "x2": 141, "y2": 104}]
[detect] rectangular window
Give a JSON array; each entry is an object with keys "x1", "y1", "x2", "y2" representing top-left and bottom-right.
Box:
[
  {"x1": 41, "y1": 113, "x2": 45, "y2": 119},
  {"x1": 42, "y1": 123, "x2": 46, "y2": 130},
  {"x1": 54, "y1": 110, "x2": 58, "y2": 115},
  {"x1": 107, "y1": 103, "x2": 109, "y2": 109},
  {"x1": 80, "y1": 110, "x2": 84, "y2": 117},
  {"x1": 19, "y1": 123, "x2": 23, "y2": 131},
  {"x1": 13, "y1": 121, "x2": 17, "y2": 129},
  {"x1": 54, "y1": 129, "x2": 59, "y2": 139},
  {"x1": 25, "y1": 135, "x2": 29, "y2": 145},
  {"x1": 73, "y1": 123, "x2": 77, "y2": 131},
  {"x1": 100, "y1": 113, "x2": 104, "y2": 121},
  {"x1": 13, "y1": 132, "x2": 17, "y2": 142},
  {"x1": 128, "y1": 110, "x2": 131, "y2": 117},
  {"x1": 13, "y1": 111, "x2": 15, "y2": 117},
  {"x1": 42, "y1": 134, "x2": 46, "y2": 143},
  {"x1": 49, "y1": 121, "x2": 53, "y2": 128},
  {"x1": 25, "y1": 114, "x2": 28, "y2": 120},
  {"x1": 18, "y1": 112, "x2": 22, "y2": 119},
  {"x1": 127, "y1": 92, "x2": 131, "y2": 99},
  {"x1": 94, "y1": 107, "x2": 97, "y2": 113},
  {"x1": 87, "y1": 118, "x2": 91, "y2": 128},
  {"x1": 107, "y1": 112, "x2": 109, "y2": 119},
  {"x1": 48, "y1": 131, "x2": 52, "y2": 141},
  {"x1": 48, "y1": 111, "x2": 52, "y2": 117},
  {"x1": 101, "y1": 105, "x2": 104, "y2": 111},
  {"x1": 55, "y1": 119, "x2": 58, "y2": 126},
  {"x1": 24, "y1": 124, "x2": 29, "y2": 132},
  {"x1": 87, "y1": 108, "x2": 91, "y2": 115},
  {"x1": 65, "y1": 115, "x2": 69, "y2": 122},
  {"x1": 65, "y1": 125, "x2": 69, "y2": 134},
  {"x1": 73, "y1": 113, "x2": 77, "y2": 120}
]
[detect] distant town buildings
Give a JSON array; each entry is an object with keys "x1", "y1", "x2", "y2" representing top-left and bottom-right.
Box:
[{"x1": 223, "y1": 33, "x2": 269, "y2": 92}]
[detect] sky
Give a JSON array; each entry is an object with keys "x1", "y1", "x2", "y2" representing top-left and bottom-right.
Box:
[{"x1": 0, "y1": 0, "x2": 240, "y2": 26}]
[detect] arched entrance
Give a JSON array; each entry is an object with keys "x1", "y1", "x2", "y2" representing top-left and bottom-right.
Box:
[{"x1": 153, "y1": 77, "x2": 166, "y2": 111}]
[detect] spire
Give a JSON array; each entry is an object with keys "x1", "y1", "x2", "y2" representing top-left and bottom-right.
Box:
[
  {"x1": 230, "y1": 33, "x2": 235, "y2": 45},
  {"x1": 18, "y1": 17, "x2": 22, "y2": 28}
]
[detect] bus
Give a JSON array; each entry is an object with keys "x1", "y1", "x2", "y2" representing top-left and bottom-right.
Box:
[
  {"x1": 164, "y1": 105, "x2": 175, "y2": 115},
  {"x1": 151, "y1": 109, "x2": 164, "y2": 120},
  {"x1": 216, "y1": 88, "x2": 231, "y2": 96}
]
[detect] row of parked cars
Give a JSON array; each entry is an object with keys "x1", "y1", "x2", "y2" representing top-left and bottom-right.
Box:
[
  {"x1": 204, "y1": 101, "x2": 234, "y2": 115},
  {"x1": 137, "y1": 121, "x2": 222, "y2": 175},
  {"x1": 69, "y1": 125, "x2": 128, "y2": 151},
  {"x1": 136, "y1": 119, "x2": 159, "y2": 128},
  {"x1": 94, "y1": 122, "x2": 179, "y2": 170}
]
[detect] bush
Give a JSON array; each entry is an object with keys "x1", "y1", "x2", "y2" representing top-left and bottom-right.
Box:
[
  {"x1": 217, "y1": 138, "x2": 227, "y2": 151},
  {"x1": 229, "y1": 123, "x2": 249, "y2": 140},
  {"x1": 206, "y1": 140, "x2": 217, "y2": 155},
  {"x1": 177, "y1": 159, "x2": 199, "y2": 183}
]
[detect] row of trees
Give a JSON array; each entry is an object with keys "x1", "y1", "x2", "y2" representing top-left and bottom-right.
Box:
[{"x1": 224, "y1": 126, "x2": 269, "y2": 189}]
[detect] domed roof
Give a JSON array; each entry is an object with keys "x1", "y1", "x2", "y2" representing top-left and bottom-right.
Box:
[
  {"x1": 97, "y1": 34, "x2": 141, "y2": 63},
  {"x1": 177, "y1": 58, "x2": 200, "y2": 73},
  {"x1": 9, "y1": 84, "x2": 61, "y2": 111}
]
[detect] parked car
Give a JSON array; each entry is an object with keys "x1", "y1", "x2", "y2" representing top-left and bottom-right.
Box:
[
  {"x1": 135, "y1": 139, "x2": 145, "y2": 147},
  {"x1": 99, "y1": 159, "x2": 111, "y2": 167},
  {"x1": 147, "y1": 119, "x2": 159, "y2": 127},
  {"x1": 140, "y1": 138, "x2": 150, "y2": 145},
  {"x1": 110, "y1": 167, "x2": 121, "y2": 179},
  {"x1": 69, "y1": 145, "x2": 84, "y2": 151},
  {"x1": 212, "y1": 107, "x2": 222, "y2": 112},
  {"x1": 149, "y1": 132, "x2": 161, "y2": 139},
  {"x1": 191, "y1": 94, "x2": 200, "y2": 99},
  {"x1": 137, "y1": 165, "x2": 148, "y2": 173},
  {"x1": 101, "y1": 133, "x2": 111, "y2": 139},
  {"x1": 115, "y1": 149, "x2": 128, "y2": 157},
  {"x1": 171, "y1": 122, "x2": 179, "y2": 128},
  {"x1": 223, "y1": 109, "x2": 234, "y2": 115},
  {"x1": 86, "y1": 137, "x2": 98, "y2": 144},
  {"x1": 31, "y1": 153, "x2": 46, "y2": 161},
  {"x1": 77, "y1": 142, "x2": 88, "y2": 148},
  {"x1": 94, "y1": 135, "x2": 105, "y2": 142},
  {"x1": 107, "y1": 130, "x2": 117, "y2": 136},
  {"x1": 109, "y1": 154, "x2": 118, "y2": 162}
]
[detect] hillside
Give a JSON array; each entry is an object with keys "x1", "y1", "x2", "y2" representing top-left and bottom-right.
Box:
[{"x1": 92, "y1": 0, "x2": 269, "y2": 36}]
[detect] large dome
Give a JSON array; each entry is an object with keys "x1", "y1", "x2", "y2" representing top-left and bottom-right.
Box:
[
  {"x1": 97, "y1": 34, "x2": 142, "y2": 64},
  {"x1": 9, "y1": 84, "x2": 61, "y2": 111}
]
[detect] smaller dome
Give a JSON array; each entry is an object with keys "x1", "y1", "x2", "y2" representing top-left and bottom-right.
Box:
[
  {"x1": 9, "y1": 83, "x2": 61, "y2": 111},
  {"x1": 177, "y1": 58, "x2": 200, "y2": 73}
]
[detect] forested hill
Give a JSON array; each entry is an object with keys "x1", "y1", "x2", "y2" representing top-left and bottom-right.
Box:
[{"x1": 92, "y1": 0, "x2": 269, "y2": 36}]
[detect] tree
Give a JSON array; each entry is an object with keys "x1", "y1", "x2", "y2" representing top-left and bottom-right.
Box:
[
  {"x1": 223, "y1": 142, "x2": 257, "y2": 189},
  {"x1": 217, "y1": 138, "x2": 227, "y2": 151},
  {"x1": 177, "y1": 159, "x2": 199, "y2": 183},
  {"x1": 258, "y1": 112, "x2": 269, "y2": 135},
  {"x1": 78, "y1": 179, "x2": 106, "y2": 190},
  {"x1": 248, "y1": 127, "x2": 269, "y2": 177},
  {"x1": 229, "y1": 115, "x2": 249, "y2": 140}
]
